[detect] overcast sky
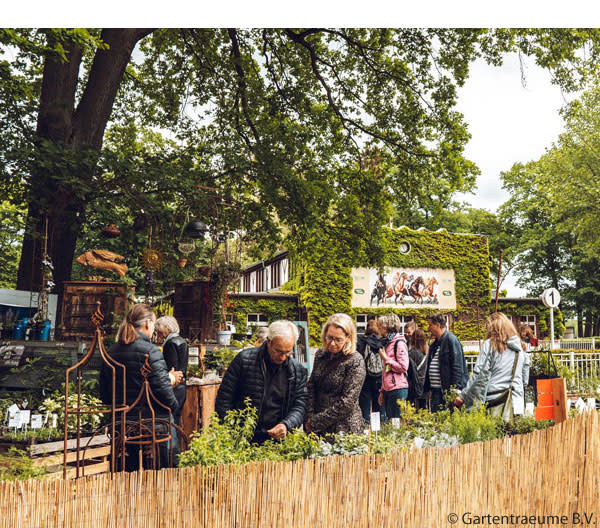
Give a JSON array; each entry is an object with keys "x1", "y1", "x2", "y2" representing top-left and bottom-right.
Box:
[{"x1": 453, "y1": 53, "x2": 573, "y2": 295}]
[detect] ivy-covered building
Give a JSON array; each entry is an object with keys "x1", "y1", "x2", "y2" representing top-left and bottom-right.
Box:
[{"x1": 230, "y1": 226, "x2": 558, "y2": 342}]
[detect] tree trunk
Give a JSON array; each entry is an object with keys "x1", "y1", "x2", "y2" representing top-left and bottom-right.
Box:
[{"x1": 16, "y1": 29, "x2": 153, "y2": 318}]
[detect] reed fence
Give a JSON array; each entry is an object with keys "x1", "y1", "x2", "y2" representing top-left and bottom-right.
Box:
[{"x1": 1, "y1": 412, "x2": 599, "y2": 528}]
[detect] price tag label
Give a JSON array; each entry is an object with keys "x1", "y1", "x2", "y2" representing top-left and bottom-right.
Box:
[
  {"x1": 370, "y1": 411, "x2": 381, "y2": 432},
  {"x1": 8, "y1": 411, "x2": 20, "y2": 428},
  {"x1": 19, "y1": 410, "x2": 30, "y2": 427},
  {"x1": 30, "y1": 414, "x2": 43, "y2": 429}
]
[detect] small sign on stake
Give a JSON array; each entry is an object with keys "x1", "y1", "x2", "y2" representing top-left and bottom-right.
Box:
[{"x1": 370, "y1": 411, "x2": 381, "y2": 432}]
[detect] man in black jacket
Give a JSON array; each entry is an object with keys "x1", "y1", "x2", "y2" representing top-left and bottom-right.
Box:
[
  {"x1": 215, "y1": 320, "x2": 308, "y2": 443},
  {"x1": 424, "y1": 313, "x2": 469, "y2": 411}
]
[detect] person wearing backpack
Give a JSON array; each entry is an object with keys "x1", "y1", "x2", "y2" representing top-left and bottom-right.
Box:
[
  {"x1": 376, "y1": 314, "x2": 409, "y2": 420},
  {"x1": 357, "y1": 319, "x2": 386, "y2": 424},
  {"x1": 408, "y1": 328, "x2": 429, "y2": 410}
]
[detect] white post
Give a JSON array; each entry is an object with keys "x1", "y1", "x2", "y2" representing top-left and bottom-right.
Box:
[{"x1": 550, "y1": 306, "x2": 556, "y2": 350}]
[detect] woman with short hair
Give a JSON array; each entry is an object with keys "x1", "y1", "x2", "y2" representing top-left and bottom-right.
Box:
[
  {"x1": 377, "y1": 313, "x2": 409, "y2": 420},
  {"x1": 155, "y1": 315, "x2": 188, "y2": 424},
  {"x1": 305, "y1": 313, "x2": 366, "y2": 435}
]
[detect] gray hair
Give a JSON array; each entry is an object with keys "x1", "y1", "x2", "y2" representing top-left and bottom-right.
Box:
[
  {"x1": 155, "y1": 315, "x2": 180, "y2": 335},
  {"x1": 268, "y1": 320, "x2": 299, "y2": 342},
  {"x1": 255, "y1": 326, "x2": 269, "y2": 340},
  {"x1": 377, "y1": 313, "x2": 402, "y2": 333}
]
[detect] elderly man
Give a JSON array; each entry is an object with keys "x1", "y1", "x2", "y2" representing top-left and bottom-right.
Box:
[{"x1": 215, "y1": 320, "x2": 308, "y2": 443}]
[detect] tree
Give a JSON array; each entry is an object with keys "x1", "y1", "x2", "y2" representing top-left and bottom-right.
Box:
[{"x1": 3, "y1": 28, "x2": 600, "y2": 301}]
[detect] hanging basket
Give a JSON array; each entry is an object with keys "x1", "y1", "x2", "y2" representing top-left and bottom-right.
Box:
[
  {"x1": 178, "y1": 241, "x2": 196, "y2": 256},
  {"x1": 177, "y1": 258, "x2": 187, "y2": 268}
]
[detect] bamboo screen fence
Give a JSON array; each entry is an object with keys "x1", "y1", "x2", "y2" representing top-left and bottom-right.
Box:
[{"x1": 1, "y1": 412, "x2": 599, "y2": 528}]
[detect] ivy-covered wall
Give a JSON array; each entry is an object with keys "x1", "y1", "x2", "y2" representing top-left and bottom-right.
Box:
[
  {"x1": 227, "y1": 295, "x2": 299, "y2": 334},
  {"x1": 291, "y1": 226, "x2": 493, "y2": 342},
  {"x1": 238, "y1": 226, "x2": 560, "y2": 343},
  {"x1": 497, "y1": 300, "x2": 565, "y2": 339}
]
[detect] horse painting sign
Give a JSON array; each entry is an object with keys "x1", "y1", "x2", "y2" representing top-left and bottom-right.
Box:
[{"x1": 351, "y1": 268, "x2": 457, "y2": 309}]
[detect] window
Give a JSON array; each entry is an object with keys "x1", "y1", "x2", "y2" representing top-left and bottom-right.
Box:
[
  {"x1": 520, "y1": 315, "x2": 536, "y2": 335},
  {"x1": 247, "y1": 313, "x2": 268, "y2": 327},
  {"x1": 398, "y1": 315, "x2": 413, "y2": 335},
  {"x1": 256, "y1": 269, "x2": 265, "y2": 292},
  {"x1": 271, "y1": 261, "x2": 281, "y2": 289},
  {"x1": 242, "y1": 274, "x2": 251, "y2": 293},
  {"x1": 356, "y1": 314, "x2": 368, "y2": 334}
]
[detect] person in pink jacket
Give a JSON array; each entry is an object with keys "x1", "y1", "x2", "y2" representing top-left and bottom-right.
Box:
[{"x1": 377, "y1": 313, "x2": 409, "y2": 419}]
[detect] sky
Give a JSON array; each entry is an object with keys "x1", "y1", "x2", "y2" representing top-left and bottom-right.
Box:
[
  {"x1": 453, "y1": 53, "x2": 573, "y2": 296},
  {"x1": 455, "y1": 52, "x2": 570, "y2": 212}
]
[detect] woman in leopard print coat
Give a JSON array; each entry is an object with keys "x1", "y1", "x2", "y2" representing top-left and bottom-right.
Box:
[{"x1": 305, "y1": 313, "x2": 366, "y2": 436}]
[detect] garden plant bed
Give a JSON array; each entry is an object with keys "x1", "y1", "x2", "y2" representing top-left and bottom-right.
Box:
[{"x1": 0, "y1": 434, "x2": 110, "y2": 480}]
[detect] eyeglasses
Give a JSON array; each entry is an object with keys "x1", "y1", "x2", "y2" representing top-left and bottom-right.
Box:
[{"x1": 325, "y1": 335, "x2": 346, "y2": 345}]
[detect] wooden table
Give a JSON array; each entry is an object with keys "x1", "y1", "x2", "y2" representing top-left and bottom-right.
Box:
[{"x1": 180, "y1": 379, "x2": 222, "y2": 442}]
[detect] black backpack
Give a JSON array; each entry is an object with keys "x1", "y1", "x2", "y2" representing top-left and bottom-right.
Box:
[
  {"x1": 391, "y1": 340, "x2": 424, "y2": 401},
  {"x1": 364, "y1": 343, "x2": 384, "y2": 377}
]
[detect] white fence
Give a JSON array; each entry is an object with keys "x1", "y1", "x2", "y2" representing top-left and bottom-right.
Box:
[
  {"x1": 464, "y1": 338, "x2": 599, "y2": 352},
  {"x1": 464, "y1": 346, "x2": 600, "y2": 394}
]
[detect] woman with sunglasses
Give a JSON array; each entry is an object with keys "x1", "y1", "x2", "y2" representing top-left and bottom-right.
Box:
[{"x1": 305, "y1": 313, "x2": 366, "y2": 436}]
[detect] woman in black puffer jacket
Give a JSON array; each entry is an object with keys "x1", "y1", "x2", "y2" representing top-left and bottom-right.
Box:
[{"x1": 100, "y1": 304, "x2": 180, "y2": 470}]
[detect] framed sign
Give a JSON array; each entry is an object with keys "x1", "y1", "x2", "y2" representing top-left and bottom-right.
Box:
[
  {"x1": 351, "y1": 267, "x2": 456, "y2": 309},
  {"x1": 0, "y1": 345, "x2": 25, "y2": 368}
]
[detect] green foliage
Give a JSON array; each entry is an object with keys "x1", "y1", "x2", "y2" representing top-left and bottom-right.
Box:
[
  {"x1": 203, "y1": 347, "x2": 239, "y2": 373},
  {"x1": 292, "y1": 225, "x2": 492, "y2": 342},
  {"x1": 228, "y1": 296, "x2": 298, "y2": 334},
  {"x1": 0, "y1": 200, "x2": 25, "y2": 288},
  {"x1": 0, "y1": 448, "x2": 47, "y2": 481},
  {"x1": 6, "y1": 28, "x2": 600, "y2": 298},
  {"x1": 0, "y1": 427, "x2": 63, "y2": 443},
  {"x1": 38, "y1": 385, "x2": 103, "y2": 433},
  {"x1": 179, "y1": 399, "x2": 556, "y2": 470},
  {"x1": 445, "y1": 405, "x2": 505, "y2": 444}
]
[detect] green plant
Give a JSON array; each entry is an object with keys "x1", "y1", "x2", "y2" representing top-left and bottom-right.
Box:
[
  {"x1": 444, "y1": 405, "x2": 505, "y2": 444},
  {"x1": 0, "y1": 448, "x2": 47, "y2": 481},
  {"x1": 178, "y1": 399, "x2": 258, "y2": 467},
  {"x1": 38, "y1": 385, "x2": 103, "y2": 433}
]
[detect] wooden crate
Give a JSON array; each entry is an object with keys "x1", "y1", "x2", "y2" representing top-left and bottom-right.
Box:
[
  {"x1": 1, "y1": 434, "x2": 110, "y2": 480},
  {"x1": 59, "y1": 282, "x2": 132, "y2": 340}
]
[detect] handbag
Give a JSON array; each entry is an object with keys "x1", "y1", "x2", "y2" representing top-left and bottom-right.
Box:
[{"x1": 486, "y1": 348, "x2": 520, "y2": 422}]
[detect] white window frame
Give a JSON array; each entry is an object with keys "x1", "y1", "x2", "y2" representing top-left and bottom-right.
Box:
[
  {"x1": 356, "y1": 314, "x2": 368, "y2": 335},
  {"x1": 247, "y1": 313, "x2": 268, "y2": 327},
  {"x1": 520, "y1": 314, "x2": 537, "y2": 335}
]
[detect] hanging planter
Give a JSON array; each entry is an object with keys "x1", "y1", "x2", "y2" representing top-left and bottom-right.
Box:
[{"x1": 177, "y1": 258, "x2": 187, "y2": 268}]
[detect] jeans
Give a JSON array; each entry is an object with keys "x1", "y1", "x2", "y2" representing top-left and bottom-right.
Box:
[
  {"x1": 359, "y1": 376, "x2": 386, "y2": 423},
  {"x1": 430, "y1": 388, "x2": 446, "y2": 412},
  {"x1": 383, "y1": 388, "x2": 408, "y2": 420}
]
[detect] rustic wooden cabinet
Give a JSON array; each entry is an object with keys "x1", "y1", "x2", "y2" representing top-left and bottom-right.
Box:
[
  {"x1": 59, "y1": 281, "x2": 131, "y2": 340},
  {"x1": 173, "y1": 280, "x2": 213, "y2": 342}
]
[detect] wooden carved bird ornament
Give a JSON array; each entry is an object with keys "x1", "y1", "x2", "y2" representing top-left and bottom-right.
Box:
[{"x1": 76, "y1": 250, "x2": 128, "y2": 278}]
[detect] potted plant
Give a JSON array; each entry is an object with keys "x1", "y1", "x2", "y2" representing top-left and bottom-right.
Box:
[{"x1": 210, "y1": 258, "x2": 241, "y2": 345}]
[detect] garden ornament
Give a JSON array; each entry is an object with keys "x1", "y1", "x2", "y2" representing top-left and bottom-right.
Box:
[{"x1": 76, "y1": 249, "x2": 128, "y2": 277}]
